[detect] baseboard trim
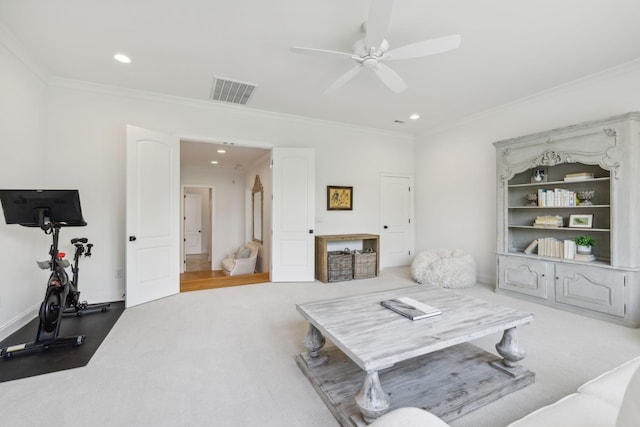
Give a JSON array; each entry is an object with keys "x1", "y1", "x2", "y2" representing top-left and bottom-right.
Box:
[{"x1": 0, "y1": 304, "x2": 38, "y2": 341}]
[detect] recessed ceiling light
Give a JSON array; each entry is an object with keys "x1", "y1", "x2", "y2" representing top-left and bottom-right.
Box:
[
  {"x1": 217, "y1": 149, "x2": 226, "y2": 154},
  {"x1": 114, "y1": 53, "x2": 131, "y2": 64},
  {"x1": 210, "y1": 161, "x2": 218, "y2": 165},
  {"x1": 410, "y1": 113, "x2": 420, "y2": 120}
]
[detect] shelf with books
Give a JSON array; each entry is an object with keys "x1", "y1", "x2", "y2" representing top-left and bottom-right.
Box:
[
  {"x1": 508, "y1": 225, "x2": 610, "y2": 232},
  {"x1": 508, "y1": 176, "x2": 610, "y2": 189}
]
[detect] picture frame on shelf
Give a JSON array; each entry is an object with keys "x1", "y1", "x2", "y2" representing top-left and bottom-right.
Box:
[
  {"x1": 327, "y1": 186, "x2": 353, "y2": 211},
  {"x1": 531, "y1": 167, "x2": 548, "y2": 183},
  {"x1": 568, "y1": 214, "x2": 593, "y2": 228}
]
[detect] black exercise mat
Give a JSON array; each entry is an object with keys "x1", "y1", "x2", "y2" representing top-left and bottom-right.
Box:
[{"x1": 0, "y1": 301, "x2": 124, "y2": 383}]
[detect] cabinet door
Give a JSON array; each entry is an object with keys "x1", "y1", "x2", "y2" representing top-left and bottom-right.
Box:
[
  {"x1": 498, "y1": 256, "x2": 550, "y2": 299},
  {"x1": 554, "y1": 264, "x2": 625, "y2": 317}
]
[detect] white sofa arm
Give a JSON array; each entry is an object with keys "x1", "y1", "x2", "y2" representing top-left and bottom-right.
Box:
[{"x1": 369, "y1": 408, "x2": 450, "y2": 427}]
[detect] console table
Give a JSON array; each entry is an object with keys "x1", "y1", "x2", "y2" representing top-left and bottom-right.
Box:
[{"x1": 315, "y1": 234, "x2": 379, "y2": 283}]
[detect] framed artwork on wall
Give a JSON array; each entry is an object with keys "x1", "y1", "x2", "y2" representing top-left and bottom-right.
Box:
[{"x1": 327, "y1": 186, "x2": 353, "y2": 210}]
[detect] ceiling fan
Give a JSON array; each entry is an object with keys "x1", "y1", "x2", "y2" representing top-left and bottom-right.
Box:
[{"x1": 290, "y1": 0, "x2": 461, "y2": 94}]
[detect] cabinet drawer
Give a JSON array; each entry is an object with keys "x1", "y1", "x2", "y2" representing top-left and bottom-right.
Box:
[
  {"x1": 554, "y1": 264, "x2": 625, "y2": 317},
  {"x1": 498, "y1": 256, "x2": 550, "y2": 299}
]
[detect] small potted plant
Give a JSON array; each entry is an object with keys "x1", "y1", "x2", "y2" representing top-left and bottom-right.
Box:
[{"x1": 574, "y1": 235, "x2": 597, "y2": 254}]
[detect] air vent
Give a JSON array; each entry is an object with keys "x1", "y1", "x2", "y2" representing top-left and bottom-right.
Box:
[{"x1": 210, "y1": 77, "x2": 257, "y2": 105}]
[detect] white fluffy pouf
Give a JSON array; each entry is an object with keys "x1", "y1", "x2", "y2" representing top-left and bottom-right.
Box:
[{"x1": 411, "y1": 248, "x2": 476, "y2": 288}]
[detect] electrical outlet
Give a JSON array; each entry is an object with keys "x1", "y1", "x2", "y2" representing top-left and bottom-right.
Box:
[{"x1": 115, "y1": 269, "x2": 123, "y2": 279}]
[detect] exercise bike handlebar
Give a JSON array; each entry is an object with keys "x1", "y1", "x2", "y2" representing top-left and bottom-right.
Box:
[{"x1": 71, "y1": 237, "x2": 88, "y2": 244}]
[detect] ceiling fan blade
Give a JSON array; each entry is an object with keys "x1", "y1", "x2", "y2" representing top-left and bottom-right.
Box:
[
  {"x1": 324, "y1": 65, "x2": 363, "y2": 94},
  {"x1": 290, "y1": 46, "x2": 354, "y2": 59},
  {"x1": 373, "y1": 63, "x2": 407, "y2": 93},
  {"x1": 366, "y1": 0, "x2": 394, "y2": 51},
  {"x1": 385, "y1": 34, "x2": 461, "y2": 61}
]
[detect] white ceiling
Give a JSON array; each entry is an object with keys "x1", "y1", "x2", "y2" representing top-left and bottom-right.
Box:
[
  {"x1": 180, "y1": 139, "x2": 268, "y2": 171},
  {"x1": 2, "y1": 0, "x2": 640, "y2": 137}
]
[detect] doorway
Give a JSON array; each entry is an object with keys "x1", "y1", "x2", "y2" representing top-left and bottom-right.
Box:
[
  {"x1": 179, "y1": 140, "x2": 273, "y2": 290},
  {"x1": 183, "y1": 186, "x2": 213, "y2": 273}
]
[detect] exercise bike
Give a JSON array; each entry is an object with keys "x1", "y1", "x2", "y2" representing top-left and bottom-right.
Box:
[{"x1": 0, "y1": 189, "x2": 107, "y2": 358}]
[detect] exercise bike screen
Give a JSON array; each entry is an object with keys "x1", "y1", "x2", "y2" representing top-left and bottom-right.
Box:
[{"x1": 0, "y1": 189, "x2": 86, "y2": 227}]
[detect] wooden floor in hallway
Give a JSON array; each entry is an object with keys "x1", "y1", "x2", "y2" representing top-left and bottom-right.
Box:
[{"x1": 180, "y1": 269, "x2": 270, "y2": 292}]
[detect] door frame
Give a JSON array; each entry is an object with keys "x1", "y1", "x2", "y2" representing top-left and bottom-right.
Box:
[
  {"x1": 178, "y1": 136, "x2": 273, "y2": 275},
  {"x1": 181, "y1": 185, "x2": 215, "y2": 272},
  {"x1": 184, "y1": 192, "x2": 203, "y2": 255},
  {"x1": 380, "y1": 173, "x2": 415, "y2": 269}
]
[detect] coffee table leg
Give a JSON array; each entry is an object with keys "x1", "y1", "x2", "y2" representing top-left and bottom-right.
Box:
[
  {"x1": 495, "y1": 327, "x2": 526, "y2": 368},
  {"x1": 355, "y1": 370, "x2": 390, "y2": 424},
  {"x1": 303, "y1": 323, "x2": 326, "y2": 358}
]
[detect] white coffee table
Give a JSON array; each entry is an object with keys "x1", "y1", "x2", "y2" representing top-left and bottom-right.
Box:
[{"x1": 295, "y1": 285, "x2": 535, "y2": 425}]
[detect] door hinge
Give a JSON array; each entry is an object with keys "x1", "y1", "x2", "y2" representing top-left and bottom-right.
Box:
[
  {"x1": 408, "y1": 250, "x2": 411, "y2": 255},
  {"x1": 408, "y1": 218, "x2": 411, "y2": 224},
  {"x1": 408, "y1": 186, "x2": 411, "y2": 192}
]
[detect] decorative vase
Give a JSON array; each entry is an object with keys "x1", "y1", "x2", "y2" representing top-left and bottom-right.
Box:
[
  {"x1": 577, "y1": 245, "x2": 592, "y2": 255},
  {"x1": 577, "y1": 190, "x2": 595, "y2": 206}
]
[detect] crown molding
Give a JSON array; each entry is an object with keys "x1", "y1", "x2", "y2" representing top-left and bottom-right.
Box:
[
  {"x1": 418, "y1": 57, "x2": 640, "y2": 139},
  {"x1": 0, "y1": 23, "x2": 50, "y2": 84},
  {"x1": 48, "y1": 77, "x2": 414, "y2": 142}
]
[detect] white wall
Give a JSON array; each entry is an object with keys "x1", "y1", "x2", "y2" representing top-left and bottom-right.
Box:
[
  {"x1": 0, "y1": 59, "x2": 414, "y2": 340},
  {"x1": 41, "y1": 82, "x2": 412, "y2": 300},
  {"x1": 0, "y1": 38, "x2": 49, "y2": 336},
  {"x1": 414, "y1": 59, "x2": 640, "y2": 284}
]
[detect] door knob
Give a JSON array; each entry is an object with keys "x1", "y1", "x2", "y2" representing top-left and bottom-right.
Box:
[
  {"x1": 129, "y1": 236, "x2": 137, "y2": 242},
  {"x1": 383, "y1": 225, "x2": 388, "y2": 229}
]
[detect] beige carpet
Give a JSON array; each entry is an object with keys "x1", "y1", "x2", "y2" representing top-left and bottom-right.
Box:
[{"x1": 1, "y1": 267, "x2": 639, "y2": 427}]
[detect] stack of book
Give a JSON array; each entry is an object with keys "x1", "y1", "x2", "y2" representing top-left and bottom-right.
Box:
[
  {"x1": 564, "y1": 172, "x2": 594, "y2": 182},
  {"x1": 537, "y1": 188, "x2": 577, "y2": 207},
  {"x1": 533, "y1": 215, "x2": 563, "y2": 227},
  {"x1": 522, "y1": 238, "x2": 595, "y2": 262}
]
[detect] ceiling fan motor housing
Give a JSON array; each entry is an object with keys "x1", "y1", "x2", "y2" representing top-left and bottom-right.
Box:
[{"x1": 353, "y1": 38, "x2": 389, "y2": 59}]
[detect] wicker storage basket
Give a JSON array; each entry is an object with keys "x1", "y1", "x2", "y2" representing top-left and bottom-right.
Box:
[
  {"x1": 328, "y1": 250, "x2": 353, "y2": 282},
  {"x1": 353, "y1": 250, "x2": 377, "y2": 279}
]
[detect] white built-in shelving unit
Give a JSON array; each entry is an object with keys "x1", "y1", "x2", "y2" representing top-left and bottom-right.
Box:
[{"x1": 494, "y1": 112, "x2": 640, "y2": 327}]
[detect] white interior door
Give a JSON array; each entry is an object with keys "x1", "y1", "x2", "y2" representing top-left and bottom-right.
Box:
[
  {"x1": 271, "y1": 147, "x2": 315, "y2": 282},
  {"x1": 381, "y1": 174, "x2": 413, "y2": 267},
  {"x1": 126, "y1": 125, "x2": 180, "y2": 308},
  {"x1": 184, "y1": 193, "x2": 202, "y2": 255}
]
